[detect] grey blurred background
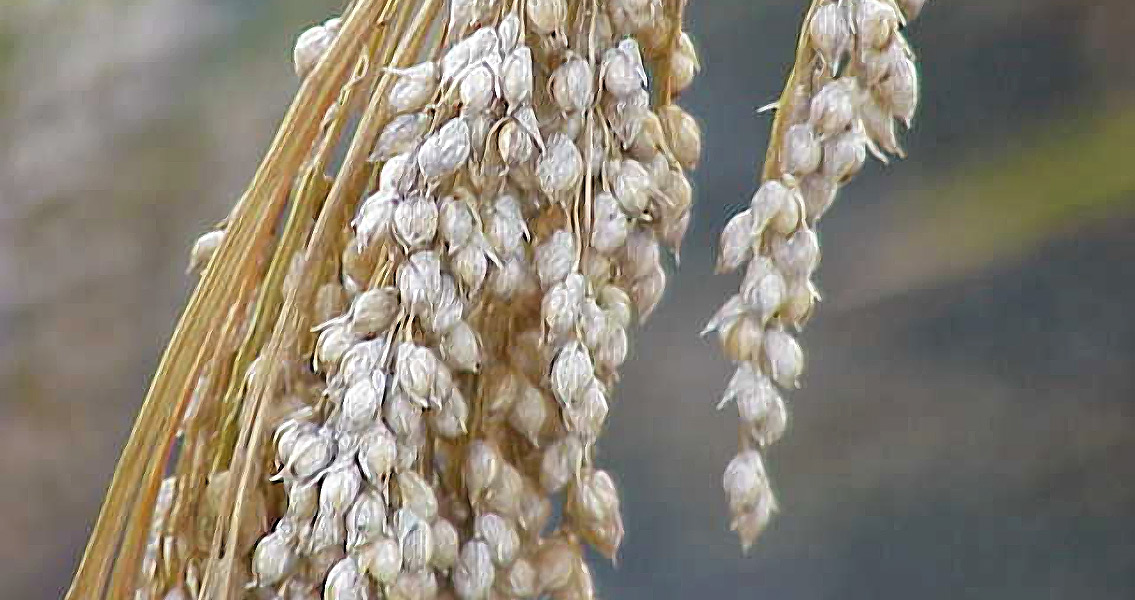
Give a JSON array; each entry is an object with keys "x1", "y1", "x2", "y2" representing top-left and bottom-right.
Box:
[{"x1": 3, "y1": 0, "x2": 1134, "y2": 598}]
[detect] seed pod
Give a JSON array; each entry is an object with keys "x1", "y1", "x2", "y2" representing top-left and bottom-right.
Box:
[
  {"x1": 591, "y1": 192, "x2": 630, "y2": 254},
  {"x1": 418, "y1": 118, "x2": 472, "y2": 180},
  {"x1": 762, "y1": 328, "x2": 804, "y2": 388},
  {"x1": 860, "y1": 95, "x2": 903, "y2": 156},
  {"x1": 324, "y1": 557, "x2": 368, "y2": 600},
  {"x1": 747, "y1": 389, "x2": 788, "y2": 447},
  {"x1": 509, "y1": 386, "x2": 549, "y2": 446},
  {"x1": 350, "y1": 287, "x2": 400, "y2": 337},
  {"x1": 490, "y1": 255, "x2": 533, "y2": 300},
  {"x1": 485, "y1": 193, "x2": 528, "y2": 256},
  {"x1": 542, "y1": 274, "x2": 586, "y2": 341},
  {"x1": 570, "y1": 382, "x2": 610, "y2": 439},
  {"x1": 452, "y1": 243, "x2": 489, "y2": 295},
  {"x1": 668, "y1": 32, "x2": 700, "y2": 93},
  {"x1": 497, "y1": 12, "x2": 522, "y2": 51},
  {"x1": 752, "y1": 179, "x2": 803, "y2": 235},
  {"x1": 359, "y1": 426, "x2": 397, "y2": 486},
  {"x1": 401, "y1": 520, "x2": 434, "y2": 571},
  {"x1": 550, "y1": 342, "x2": 595, "y2": 408},
  {"x1": 534, "y1": 230, "x2": 577, "y2": 289},
  {"x1": 783, "y1": 278, "x2": 819, "y2": 325},
  {"x1": 454, "y1": 540, "x2": 495, "y2": 599},
  {"x1": 398, "y1": 470, "x2": 439, "y2": 522},
  {"x1": 732, "y1": 492, "x2": 778, "y2": 552},
  {"x1": 535, "y1": 539, "x2": 579, "y2": 592},
  {"x1": 722, "y1": 315, "x2": 762, "y2": 363},
  {"x1": 360, "y1": 537, "x2": 402, "y2": 584},
  {"x1": 288, "y1": 430, "x2": 336, "y2": 481},
  {"x1": 439, "y1": 196, "x2": 475, "y2": 249},
  {"x1": 596, "y1": 322, "x2": 630, "y2": 372},
  {"x1": 432, "y1": 386, "x2": 469, "y2": 438},
  {"x1": 459, "y1": 62, "x2": 498, "y2": 112},
  {"x1": 314, "y1": 284, "x2": 348, "y2": 328},
  {"x1": 440, "y1": 320, "x2": 482, "y2": 373},
  {"x1": 551, "y1": 55, "x2": 595, "y2": 113},
  {"x1": 800, "y1": 174, "x2": 839, "y2": 222},
  {"x1": 345, "y1": 489, "x2": 388, "y2": 550},
  {"x1": 498, "y1": 118, "x2": 537, "y2": 166},
  {"x1": 187, "y1": 230, "x2": 223, "y2": 275},
  {"x1": 541, "y1": 434, "x2": 584, "y2": 493},
  {"x1": 251, "y1": 529, "x2": 296, "y2": 586},
  {"x1": 716, "y1": 209, "x2": 754, "y2": 274},
  {"x1": 431, "y1": 517, "x2": 460, "y2": 570},
  {"x1": 517, "y1": 482, "x2": 553, "y2": 536},
  {"x1": 390, "y1": 570, "x2": 438, "y2": 600},
  {"x1": 310, "y1": 510, "x2": 347, "y2": 553},
  {"x1": 353, "y1": 190, "x2": 399, "y2": 249},
  {"x1": 427, "y1": 275, "x2": 464, "y2": 334},
  {"x1": 855, "y1": 0, "x2": 900, "y2": 50},
  {"x1": 723, "y1": 450, "x2": 768, "y2": 513},
  {"x1": 609, "y1": 158, "x2": 653, "y2": 216},
  {"x1": 720, "y1": 360, "x2": 760, "y2": 408},
  {"x1": 772, "y1": 227, "x2": 821, "y2": 278},
  {"x1": 501, "y1": 47, "x2": 534, "y2": 107},
  {"x1": 464, "y1": 440, "x2": 501, "y2": 501},
  {"x1": 388, "y1": 62, "x2": 439, "y2": 114},
  {"x1": 602, "y1": 39, "x2": 647, "y2": 97},
  {"x1": 388, "y1": 387, "x2": 426, "y2": 440},
  {"x1": 578, "y1": 297, "x2": 609, "y2": 351},
  {"x1": 293, "y1": 23, "x2": 334, "y2": 79},
  {"x1": 373, "y1": 112, "x2": 430, "y2": 161},
  {"x1": 782, "y1": 123, "x2": 822, "y2": 176},
  {"x1": 566, "y1": 469, "x2": 624, "y2": 559},
  {"x1": 876, "y1": 51, "x2": 919, "y2": 126},
  {"x1": 629, "y1": 265, "x2": 666, "y2": 322},
  {"x1": 537, "y1": 133, "x2": 584, "y2": 195},
  {"x1": 284, "y1": 479, "x2": 318, "y2": 522},
  {"x1": 503, "y1": 558, "x2": 538, "y2": 598},
  {"x1": 379, "y1": 152, "x2": 415, "y2": 192},
  {"x1": 526, "y1": 0, "x2": 566, "y2": 35},
  {"x1": 821, "y1": 130, "x2": 868, "y2": 181},
  {"x1": 598, "y1": 284, "x2": 633, "y2": 329},
  {"x1": 809, "y1": 78, "x2": 858, "y2": 136},
  {"x1": 741, "y1": 258, "x2": 786, "y2": 323},
  {"x1": 657, "y1": 104, "x2": 702, "y2": 168},
  {"x1": 339, "y1": 380, "x2": 382, "y2": 431},
  {"x1": 605, "y1": 89, "x2": 650, "y2": 149},
  {"x1": 475, "y1": 513, "x2": 520, "y2": 566},
  {"x1": 442, "y1": 27, "x2": 501, "y2": 84},
  {"x1": 320, "y1": 463, "x2": 363, "y2": 515},
  {"x1": 808, "y1": 2, "x2": 851, "y2": 68}
]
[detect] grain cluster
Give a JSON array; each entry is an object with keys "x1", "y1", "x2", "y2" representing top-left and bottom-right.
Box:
[{"x1": 66, "y1": 1, "x2": 926, "y2": 598}]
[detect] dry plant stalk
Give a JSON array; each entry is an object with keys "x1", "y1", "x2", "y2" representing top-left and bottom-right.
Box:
[{"x1": 67, "y1": 0, "x2": 926, "y2": 598}]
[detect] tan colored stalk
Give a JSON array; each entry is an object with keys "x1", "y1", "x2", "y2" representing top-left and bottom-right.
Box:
[
  {"x1": 199, "y1": 0, "x2": 443, "y2": 596},
  {"x1": 65, "y1": 1, "x2": 391, "y2": 597}
]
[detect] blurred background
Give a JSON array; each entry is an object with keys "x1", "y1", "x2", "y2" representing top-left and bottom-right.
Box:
[{"x1": 3, "y1": 0, "x2": 1134, "y2": 597}]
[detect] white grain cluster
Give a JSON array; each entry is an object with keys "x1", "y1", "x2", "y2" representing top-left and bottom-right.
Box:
[
  {"x1": 233, "y1": 2, "x2": 698, "y2": 598},
  {"x1": 706, "y1": 0, "x2": 925, "y2": 550},
  {"x1": 155, "y1": 0, "x2": 929, "y2": 596}
]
